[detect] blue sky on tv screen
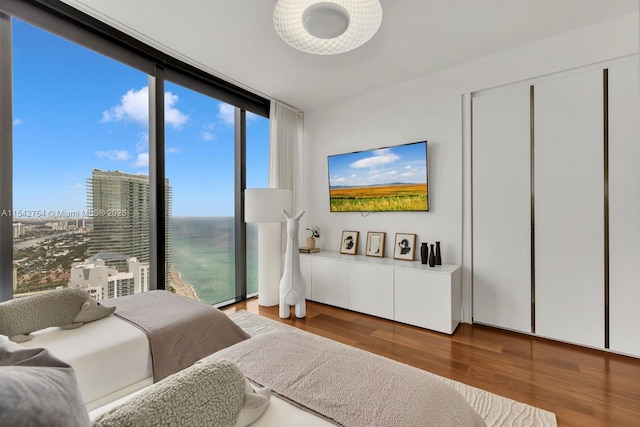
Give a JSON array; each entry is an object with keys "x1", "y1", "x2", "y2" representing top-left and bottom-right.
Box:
[{"x1": 328, "y1": 141, "x2": 427, "y2": 188}]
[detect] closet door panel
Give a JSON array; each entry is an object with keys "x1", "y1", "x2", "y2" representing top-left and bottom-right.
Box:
[
  {"x1": 534, "y1": 69, "x2": 604, "y2": 348},
  {"x1": 472, "y1": 85, "x2": 531, "y2": 333},
  {"x1": 608, "y1": 57, "x2": 640, "y2": 356}
]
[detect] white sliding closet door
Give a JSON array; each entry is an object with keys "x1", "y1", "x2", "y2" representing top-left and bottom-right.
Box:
[
  {"x1": 472, "y1": 85, "x2": 531, "y2": 333},
  {"x1": 608, "y1": 57, "x2": 640, "y2": 357},
  {"x1": 534, "y1": 69, "x2": 604, "y2": 348}
]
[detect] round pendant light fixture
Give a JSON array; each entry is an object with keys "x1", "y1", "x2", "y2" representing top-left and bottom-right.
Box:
[{"x1": 273, "y1": 0, "x2": 383, "y2": 55}]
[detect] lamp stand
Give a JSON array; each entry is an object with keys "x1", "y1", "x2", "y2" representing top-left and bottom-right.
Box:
[{"x1": 257, "y1": 222, "x2": 282, "y2": 306}]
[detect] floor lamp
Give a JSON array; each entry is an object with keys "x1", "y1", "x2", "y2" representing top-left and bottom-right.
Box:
[{"x1": 244, "y1": 188, "x2": 293, "y2": 307}]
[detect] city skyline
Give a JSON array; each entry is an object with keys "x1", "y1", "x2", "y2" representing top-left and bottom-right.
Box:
[{"x1": 11, "y1": 18, "x2": 269, "y2": 218}]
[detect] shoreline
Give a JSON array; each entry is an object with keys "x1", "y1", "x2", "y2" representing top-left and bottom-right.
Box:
[{"x1": 170, "y1": 267, "x2": 199, "y2": 301}]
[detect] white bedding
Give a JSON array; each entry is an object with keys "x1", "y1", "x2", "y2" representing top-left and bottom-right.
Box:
[
  {"x1": 13, "y1": 315, "x2": 153, "y2": 410},
  {"x1": 3, "y1": 314, "x2": 334, "y2": 425}
]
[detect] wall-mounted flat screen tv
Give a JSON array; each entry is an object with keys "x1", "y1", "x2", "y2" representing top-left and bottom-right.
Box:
[{"x1": 328, "y1": 140, "x2": 428, "y2": 212}]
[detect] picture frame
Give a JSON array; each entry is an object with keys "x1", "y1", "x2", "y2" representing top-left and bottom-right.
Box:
[
  {"x1": 365, "y1": 232, "x2": 386, "y2": 257},
  {"x1": 393, "y1": 233, "x2": 416, "y2": 261},
  {"x1": 340, "y1": 231, "x2": 359, "y2": 255}
]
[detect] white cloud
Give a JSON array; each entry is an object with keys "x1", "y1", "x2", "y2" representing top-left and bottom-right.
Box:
[
  {"x1": 96, "y1": 150, "x2": 131, "y2": 161},
  {"x1": 350, "y1": 153, "x2": 400, "y2": 169},
  {"x1": 101, "y1": 87, "x2": 148, "y2": 125},
  {"x1": 134, "y1": 153, "x2": 149, "y2": 168},
  {"x1": 202, "y1": 131, "x2": 214, "y2": 141},
  {"x1": 218, "y1": 103, "x2": 235, "y2": 125},
  {"x1": 69, "y1": 183, "x2": 83, "y2": 193},
  {"x1": 101, "y1": 87, "x2": 188, "y2": 129},
  {"x1": 167, "y1": 147, "x2": 180, "y2": 154},
  {"x1": 164, "y1": 91, "x2": 188, "y2": 129},
  {"x1": 13, "y1": 118, "x2": 23, "y2": 126}
]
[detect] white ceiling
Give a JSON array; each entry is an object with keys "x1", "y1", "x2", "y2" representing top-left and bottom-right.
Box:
[{"x1": 63, "y1": 0, "x2": 638, "y2": 112}]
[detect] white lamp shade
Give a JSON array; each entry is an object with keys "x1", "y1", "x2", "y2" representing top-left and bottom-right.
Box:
[{"x1": 244, "y1": 188, "x2": 293, "y2": 223}]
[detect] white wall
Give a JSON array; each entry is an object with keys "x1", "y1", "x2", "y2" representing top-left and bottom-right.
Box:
[{"x1": 301, "y1": 13, "x2": 639, "y2": 323}]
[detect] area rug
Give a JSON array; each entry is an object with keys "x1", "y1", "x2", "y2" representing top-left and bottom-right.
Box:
[{"x1": 228, "y1": 310, "x2": 557, "y2": 427}]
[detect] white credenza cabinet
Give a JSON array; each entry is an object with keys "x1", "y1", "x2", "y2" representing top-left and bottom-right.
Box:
[
  {"x1": 309, "y1": 257, "x2": 349, "y2": 309},
  {"x1": 394, "y1": 266, "x2": 462, "y2": 334},
  {"x1": 301, "y1": 252, "x2": 461, "y2": 334}
]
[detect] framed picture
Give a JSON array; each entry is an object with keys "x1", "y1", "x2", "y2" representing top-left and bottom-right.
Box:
[
  {"x1": 340, "y1": 231, "x2": 359, "y2": 255},
  {"x1": 394, "y1": 233, "x2": 416, "y2": 261},
  {"x1": 365, "y1": 232, "x2": 385, "y2": 257}
]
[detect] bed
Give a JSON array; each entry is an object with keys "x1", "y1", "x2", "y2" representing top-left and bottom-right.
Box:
[
  {"x1": 3, "y1": 291, "x2": 556, "y2": 426},
  {"x1": 5, "y1": 290, "x2": 250, "y2": 412},
  {"x1": 11, "y1": 315, "x2": 153, "y2": 411},
  {"x1": 86, "y1": 319, "x2": 486, "y2": 427}
]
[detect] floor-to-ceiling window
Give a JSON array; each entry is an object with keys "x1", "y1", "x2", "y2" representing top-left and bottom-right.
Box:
[
  {"x1": 11, "y1": 19, "x2": 150, "y2": 300},
  {"x1": 165, "y1": 82, "x2": 237, "y2": 305},
  {"x1": 0, "y1": 1, "x2": 269, "y2": 303}
]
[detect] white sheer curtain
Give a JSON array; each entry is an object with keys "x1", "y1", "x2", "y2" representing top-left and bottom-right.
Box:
[
  {"x1": 268, "y1": 100, "x2": 303, "y2": 212},
  {"x1": 253, "y1": 100, "x2": 303, "y2": 306}
]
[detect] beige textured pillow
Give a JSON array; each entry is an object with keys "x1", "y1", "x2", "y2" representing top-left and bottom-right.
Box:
[{"x1": 93, "y1": 359, "x2": 270, "y2": 427}]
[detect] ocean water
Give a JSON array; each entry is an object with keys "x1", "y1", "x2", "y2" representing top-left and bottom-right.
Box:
[{"x1": 171, "y1": 217, "x2": 258, "y2": 305}]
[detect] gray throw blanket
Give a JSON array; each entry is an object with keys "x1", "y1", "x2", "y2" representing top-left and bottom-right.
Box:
[
  {"x1": 210, "y1": 329, "x2": 486, "y2": 427},
  {"x1": 104, "y1": 290, "x2": 249, "y2": 381}
]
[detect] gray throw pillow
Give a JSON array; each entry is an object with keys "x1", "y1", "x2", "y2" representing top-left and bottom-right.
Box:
[
  {"x1": 93, "y1": 359, "x2": 270, "y2": 427},
  {"x1": 0, "y1": 339, "x2": 91, "y2": 427}
]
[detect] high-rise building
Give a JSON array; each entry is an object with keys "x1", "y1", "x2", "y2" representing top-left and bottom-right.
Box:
[
  {"x1": 13, "y1": 222, "x2": 23, "y2": 239},
  {"x1": 87, "y1": 169, "x2": 171, "y2": 287},
  {"x1": 69, "y1": 257, "x2": 150, "y2": 300}
]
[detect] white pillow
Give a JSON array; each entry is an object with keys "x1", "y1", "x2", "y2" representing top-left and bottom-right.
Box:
[{"x1": 93, "y1": 359, "x2": 270, "y2": 427}]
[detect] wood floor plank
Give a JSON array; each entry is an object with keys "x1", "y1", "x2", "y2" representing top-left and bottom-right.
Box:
[{"x1": 223, "y1": 299, "x2": 640, "y2": 426}]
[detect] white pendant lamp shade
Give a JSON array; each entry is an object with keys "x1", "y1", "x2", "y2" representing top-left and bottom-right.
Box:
[
  {"x1": 273, "y1": 0, "x2": 383, "y2": 55},
  {"x1": 302, "y1": 3, "x2": 350, "y2": 39}
]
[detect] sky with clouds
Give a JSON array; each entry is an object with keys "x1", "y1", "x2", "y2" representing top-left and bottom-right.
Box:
[
  {"x1": 11, "y1": 18, "x2": 269, "y2": 216},
  {"x1": 328, "y1": 142, "x2": 428, "y2": 188}
]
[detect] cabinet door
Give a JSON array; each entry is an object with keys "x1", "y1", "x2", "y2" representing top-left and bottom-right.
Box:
[
  {"x1": 311, "y1": 258, "x2": 348, "y2": 308},
  {"x1": 534, "y1": 68, "x2": 604, "y2": 348},
  {"x1": 300, "y1": 255, "x2": 312, "y2": 301},
  {"x1": 472, "y1": 84, "x2": 532, "y2": 333},
  {"x1": 348, "y1": 263, "x2": 393, "y2": 320},
  {"x1": 608, "y1": 57, "x2": 640, "y2": 356},
  {"x1": 394, "y1": 268, "x2": 452, "y2": 334}
]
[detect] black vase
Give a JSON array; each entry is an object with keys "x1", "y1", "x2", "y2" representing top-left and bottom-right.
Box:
[
  {"x1": 420, "y1": 243, "x2": 428, "y2": 264},
  {"x1": 435, "y1": 241, "x2": 442, "y2": 266},
  {"x1": 428, "y1": 244, "x2": 436, "y2": 267}
]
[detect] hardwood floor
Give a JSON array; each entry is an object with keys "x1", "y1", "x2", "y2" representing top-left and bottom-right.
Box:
[{"x1": 223, "y1": 298, "x2": 640, "y2": 427}]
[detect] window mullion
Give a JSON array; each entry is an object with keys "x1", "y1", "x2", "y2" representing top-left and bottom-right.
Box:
[
  {"x1": 0, "y1": 12, "x2": 13, "y2": 302},
  {"x1": 235, "y1": 107, "x2": 247, "y2": 302},
  {"x1": 149, "y1": 68, "x2": 166, "y2": 291}
]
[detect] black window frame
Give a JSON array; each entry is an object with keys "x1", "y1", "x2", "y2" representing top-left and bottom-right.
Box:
[{"x1": 0, "y1": 0, "x2": 269, "y2": 302}]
